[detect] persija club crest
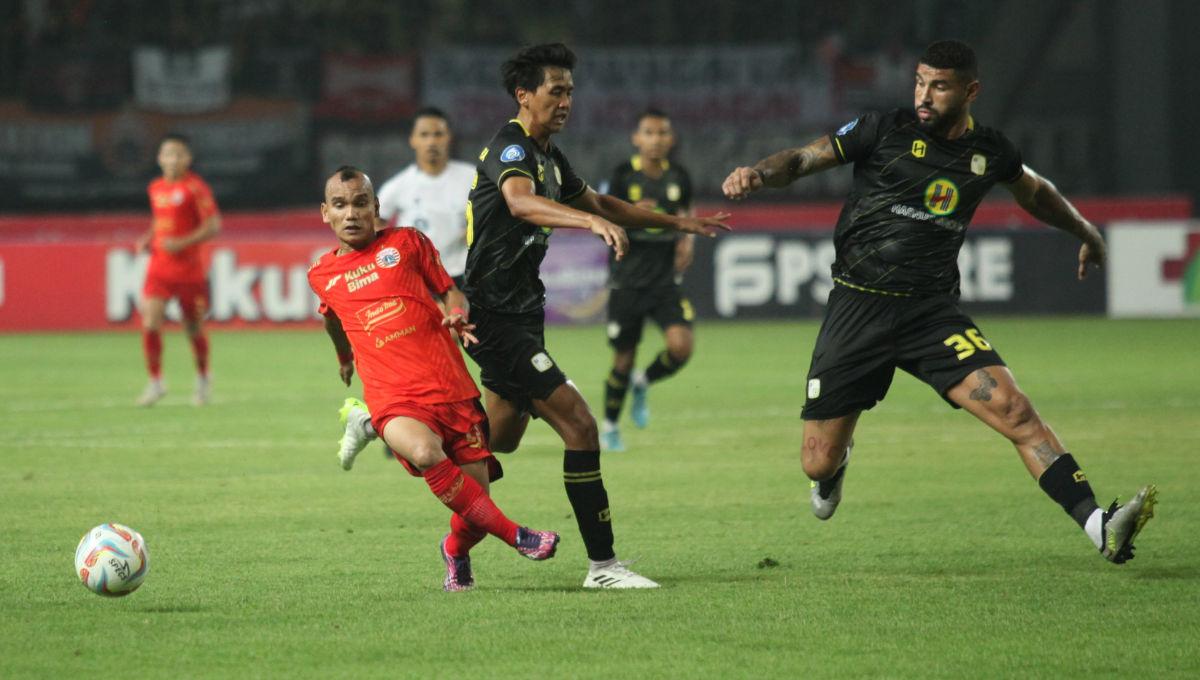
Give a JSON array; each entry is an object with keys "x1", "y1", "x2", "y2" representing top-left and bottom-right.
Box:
[{"x1": 375, "y1": 247, "x2": 401, "y2": 268}]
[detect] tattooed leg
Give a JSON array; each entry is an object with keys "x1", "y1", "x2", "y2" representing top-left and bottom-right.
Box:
[
  {"x1": 968, "y1": 368, "x2": 998, "y2": 402},
  {"x1": 948, "y1": 366, "x2": 1067, "y2": 478}
]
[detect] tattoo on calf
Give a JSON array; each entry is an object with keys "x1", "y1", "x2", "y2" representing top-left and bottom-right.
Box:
[
  {"x1": 968, "y1": 369, "x2": 998, "y2": 402},
  {"x1": 1031, "y1": 440, "x2": 1061, "y2": 467}
]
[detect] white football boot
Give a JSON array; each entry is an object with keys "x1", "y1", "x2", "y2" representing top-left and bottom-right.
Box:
[
  {"x1": 337, "y1": 398, "x2": 376, "y2": 471},
  {"x1": 583, "y1": 560, "x2": 660, "y2": 589},
  {"x1": 1099, "y1": 485, "x2": 1157, "y2": 564},
  {"x1": 136, "y1": 380, "x2": 166, "y2": 407}
]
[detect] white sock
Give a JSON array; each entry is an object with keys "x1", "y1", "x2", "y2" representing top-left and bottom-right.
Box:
[
  {"x1": 632, "y1": 370, "x2": 648, "y2": 389},
  {"x1": 602, "y1": 419, "x2": 618, "y2": 432},
  {"x1": 590, "y1": 557, "x2": 618, "y2": 571},
  {"x1": 1084, "y1": 508, "x2": 1104, "y2": 549}
]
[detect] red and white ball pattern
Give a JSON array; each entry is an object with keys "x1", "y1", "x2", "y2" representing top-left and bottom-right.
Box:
[{"x1": 74, "y1": 523, "x2": 150, "y2": 596}]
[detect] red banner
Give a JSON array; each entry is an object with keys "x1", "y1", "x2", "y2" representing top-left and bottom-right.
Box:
[{"x1": 0, "y1": 241, "x2": 329, "y2": 331}]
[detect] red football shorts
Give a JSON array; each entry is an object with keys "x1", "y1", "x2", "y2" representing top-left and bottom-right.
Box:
[
  {"x1": 374, "y1": 398, "x2": 500, "y2": 480},
  {"x1": 142, "y1": 276, "x2": 210, "y2": 319}
]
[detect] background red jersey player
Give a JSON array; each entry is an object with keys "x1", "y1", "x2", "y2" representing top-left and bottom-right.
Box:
[
  {"x1": 307, "y1": 166, "x2": 559, "y2": 591},
  {"x1": 134, "y1": 133, "x2": 221, "y2": 406}
]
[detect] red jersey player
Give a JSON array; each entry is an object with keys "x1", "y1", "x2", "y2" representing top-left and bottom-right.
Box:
[
  {"x1": 308, "y1": 166, "x2": 559, "y2": 591},
  {"x1": 134, "y1": 133, "x2": 221, "y2": 406}
]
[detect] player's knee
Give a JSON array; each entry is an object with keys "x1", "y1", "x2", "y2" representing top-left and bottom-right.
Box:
[
  {"x1": 667, "y1": 345, "x2": 692, "y2": 367},
  {"x1": 405, "y1": 441, "x2": 446, "y2": 470},
  {"x1": 801, "y1": 453, "x2": 840, "y2": 481},
  {"x1": 563, "y1": 404, "x2": 598, "y2": 448},
  {"x1": 997, "y1": 390, "x2": 1038, "y2": 434},
  {"x1": 801, "y1": 439, "x2": 844, "y2": 481},
  {"x1": 490, "y1": 432, "x2": 520, "y2": 454},
  {"x1": 488, "y1": 413, "x2": 528, "y2": 453}
]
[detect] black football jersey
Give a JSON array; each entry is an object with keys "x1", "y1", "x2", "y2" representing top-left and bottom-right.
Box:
[
  {"x1": 462, "y1": 119, "x2": 588, "y2": 314},
  {"x1": 829, "y1": 108, "x2": 1023, "y2": 297},
  {"x1": 605, "y1": 156, "x2": 693, "y2": 289}
]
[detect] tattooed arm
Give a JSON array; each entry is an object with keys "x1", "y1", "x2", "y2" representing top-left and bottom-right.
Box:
[
  {"x1": 722, "y1": 135, "x2": 840, "y2": 199},
  {"x1": 1005, "y1": 165, "x2": 1106, "y2": 280}
]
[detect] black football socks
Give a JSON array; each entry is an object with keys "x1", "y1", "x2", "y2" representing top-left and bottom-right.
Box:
[
  {"x1": 563, "y1": 449, "x2": 615, "y2": 561},
  {"x1": 603, "y1": 369, "x2": 630, "y2": 424},
  {"x1": 1037, "y1": 453, "x2": 1100, "y2": 528},
  {"x1": 644, "y1": 349, "x2": 687, "y2": 384}
]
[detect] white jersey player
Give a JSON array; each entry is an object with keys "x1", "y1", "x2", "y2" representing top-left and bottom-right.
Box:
[{"x1": 377, "y1": 107, "x2": 475, "y2": 279}]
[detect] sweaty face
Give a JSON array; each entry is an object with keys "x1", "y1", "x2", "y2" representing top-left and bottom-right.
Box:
[
  {"x1": 409, "y1": 116, "x2": 451, "y2": 168},
  {"x1": 157, "y1": 141, "x2": 192, "y2": 181},
  {"x1": 321, "y1": 176, "x2": 379, "y2": 250},
  {"x1": 632, "y1": 116, "x2": 675, "y2": 161},
  {"x1": 524, "y1": 67, "x2": 573, "y2": 133},
  {"x1": 913, "y1": 63, "x2": 977, "y2": 136}
]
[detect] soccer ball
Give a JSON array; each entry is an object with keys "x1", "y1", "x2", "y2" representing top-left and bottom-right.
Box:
[{"x1": 74, "y1": 523, "x2": 150, "y2": 596}]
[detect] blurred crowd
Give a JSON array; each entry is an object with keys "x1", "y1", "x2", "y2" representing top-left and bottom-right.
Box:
[{"x1": 0, "y1": 0, "x2": 987, "y2": 99}]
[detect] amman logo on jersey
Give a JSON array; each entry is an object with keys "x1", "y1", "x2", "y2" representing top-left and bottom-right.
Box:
[
  {"x1": 924, "y1": 178, "x2": 960, "y2": 216},
  {"x1": 628, "y1": 184, "x2": 643, "y2": 202},
  {"x1": 911, "y1": 140, "x2": 927, "y2": 158},
  {"x1": 667, "y1": 183, "x2": 681, "y2": 202}
]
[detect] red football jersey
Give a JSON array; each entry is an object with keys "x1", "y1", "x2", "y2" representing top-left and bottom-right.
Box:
[
  {"x1": 308, "y1": 227, "x2": 479, "y2": 408},
  {"x1": 146, "y1": 171, "x2": 219, "y2": 282}
]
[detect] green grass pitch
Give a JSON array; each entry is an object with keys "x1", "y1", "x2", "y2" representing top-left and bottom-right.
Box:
[{"x1": 2, "y1": 317, "x2": 1198, "y2": 678}]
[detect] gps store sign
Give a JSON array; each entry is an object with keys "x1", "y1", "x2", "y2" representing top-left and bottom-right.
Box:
[{"x1": 684, "y1": 230, "x2": 1105, "y2": 319}]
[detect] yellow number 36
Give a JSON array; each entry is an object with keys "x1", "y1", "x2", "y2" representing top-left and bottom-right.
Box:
[{"x1": 943, "y1": 328, "x2": 993, "y2": 360}]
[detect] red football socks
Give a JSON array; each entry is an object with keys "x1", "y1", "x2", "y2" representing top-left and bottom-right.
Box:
[
  {"x1": 444, "y1": 513, "x2": 488, "y2": 558},
  {"x1": 142, "y1": 330, "x2": 163, "y2": 379},
  {"x1": 190, "y1": 333, "x2": 210, "y2": 376},
  {"x1": 423, "y1": 459, "x2": 518, "y2": 546}
]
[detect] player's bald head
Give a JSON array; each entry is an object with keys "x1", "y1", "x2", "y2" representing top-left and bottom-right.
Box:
[{"x1": 324, "y1": 165, "x2": 375, "y2": 201}]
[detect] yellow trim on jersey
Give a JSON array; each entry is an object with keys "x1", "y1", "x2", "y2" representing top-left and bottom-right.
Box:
[
  {"x1": 497, "y1": 167, "x2": 534, "y2": 183},
  {"x1": 561, "y1": 182, "x2": 589, "y2": 203},
  {"x1": 509, "y1": 118, "x2": 531, "y2": 136},
  {"x1": 833, "y1": 277, "x2": 913, "y2": 297},
  {"x1": 630, "y1": 154, "x2": 668, "y2": 173},
  {"x1": 834, "y1": 136, "x2": 846, "y2": 162},
  {"x1": 967, "y1": 115, "x2": 975, "y2": 131}
]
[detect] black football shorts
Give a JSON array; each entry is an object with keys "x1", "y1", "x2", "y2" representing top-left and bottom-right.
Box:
[
  {"x1": 464, "y1": 306, "x2": 567, "y2": 415},
  {"x1": 801, "y1": 284, "x2": 1006, "y2": 420},
  {"x1": 605, "y1": 285, "x2": 694, "y2": 351}
]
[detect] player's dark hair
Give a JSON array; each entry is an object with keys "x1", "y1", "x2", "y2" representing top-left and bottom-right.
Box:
[
  {"x1": 324, "y1": 165, "x2": 375, "y2": 199},
  {"x1": 159, "y1": 132, "x2": 191, "y2": 150},
  {"x1": 919, "y1": 40, "x2": 978, "y2": 82},
  {"x1": 636, "y1": 107, "x2": 670, "y2": 126},
  {"x1": 501, "y1": 43, "x2": 576, "y2": 101},
  {"x1": 411, "y1": 106, "x2": 450, "y2": 132},
  {"x1": 334, "y1": 165, "x2": 363, "y2": 182}
]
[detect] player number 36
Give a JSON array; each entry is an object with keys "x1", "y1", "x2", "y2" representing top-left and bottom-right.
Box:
[{"x1": 943, "y1": 328, "x2": 993, "y2": 360}]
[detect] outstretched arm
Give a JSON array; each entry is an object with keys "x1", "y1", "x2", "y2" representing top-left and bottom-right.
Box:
[
  {"x1": 1004, "y1": 165, "x2": 1105, "y2": 280},
  {"x1": 501, "y1": 176, "x2": 630, "y2": 259},
  {"x1": 722, "y1": 135, "x2": 840, "y2": 199},
  {"x1": 570, "y1": 190, "x2": 730, "y2": 237},
  {"x1": 323, "y1": 312, "x2": 355, "y2": 386}
]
